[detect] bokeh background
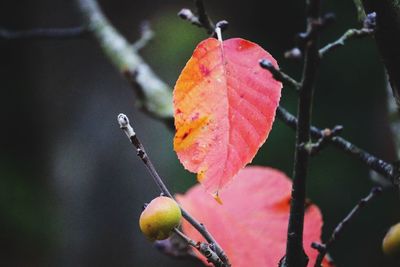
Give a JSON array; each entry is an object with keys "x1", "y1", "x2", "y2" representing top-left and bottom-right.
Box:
[{"x1": 1, "y1": 0, "x2": 399, "y2": 266}]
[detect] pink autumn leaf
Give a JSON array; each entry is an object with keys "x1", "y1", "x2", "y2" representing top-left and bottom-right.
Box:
[{"x1": 176, "y1": 166, "x2": 334, "y2": 267}]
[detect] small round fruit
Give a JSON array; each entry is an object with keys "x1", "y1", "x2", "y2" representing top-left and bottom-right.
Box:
[
  {"x1": 382, "y1": 223, "x2": 400, "y2": 257},
  {"x1": 139, "y1": 196, "x2": 182, "y2": 241}
]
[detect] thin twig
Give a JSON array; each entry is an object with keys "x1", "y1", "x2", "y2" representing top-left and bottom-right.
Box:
[
  {"x1": 276, "y1": 106, "x2": 397, "y2": 183},
  {"x1": 131, "y1": 21, "x2": 154, "y2": 52},
  {"x1": 178, "y1": 8, "x2": 202, "y2": 28},
  {"x1": 117, "y1": 114, "x2": 172, "y2": 196},
  {"x1": 319, "y1": 28, "x2": 373, "y2": 57},
  {"x1": 173, "y1": 229, "x2": 225, "y2": 267},
  {"x1": 312, "y1": 187, "x2": 382, "y2": 267},
  {"x1": 0, "y1": 26, "x2": 88, "y2": 40},
  {"x1": 173, "y1": 228, "x2": 197, "y2": 247},
  {"x1": 195, "y1": 0, "x2": 215, "y2": 33},
  {"x1": 178, "y1": 0, "x2": 228, "y2": 38},
  {"x1": 259, "y1": 59, "x2": 301, "y2": 90},
  {"x1": 178, "y1": 0, "x2": 215, "y2": 34},
  {"x1": 117, "y1": 114, "x2": 230, "y2": 267}
]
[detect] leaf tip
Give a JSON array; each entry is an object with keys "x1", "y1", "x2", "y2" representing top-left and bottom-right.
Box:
[{"x1": 212, "y1": 192, "x2": 223, "y2": 205}]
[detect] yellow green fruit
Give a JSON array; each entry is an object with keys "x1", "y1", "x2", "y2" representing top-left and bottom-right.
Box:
[
  {"x1": 139, "y1": 196, "x2": 182, "y2": 241},
  {"x1": 382, "y1": 223, "x2": 400, "y2": 257}
]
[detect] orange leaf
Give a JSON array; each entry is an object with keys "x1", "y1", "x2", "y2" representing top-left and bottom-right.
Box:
[
  {"x1": 176, "y1": 166, "x2": 334, "y2": 267},
  {"x1": 173, "y1": 38, "x2": 282, "y2": 198}
]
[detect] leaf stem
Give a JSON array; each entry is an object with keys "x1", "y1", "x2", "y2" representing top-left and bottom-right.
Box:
[{"x1": 215, "y1": 25, "x2": 223, "y2": 42}]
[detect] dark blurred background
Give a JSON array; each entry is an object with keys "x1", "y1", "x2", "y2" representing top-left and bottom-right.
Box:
[{"x1": 0, "y1": 0, "x2": 399, "y2": 266}]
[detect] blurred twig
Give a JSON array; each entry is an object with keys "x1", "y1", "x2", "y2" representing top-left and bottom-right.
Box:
[
  {"x1": 75, "y1": 0, "x2": 173, "y2": 120},
  {"x1": 130, "y1": 21, "x2": 154, "y2": 52},
  {"x1": 0, "y1": 26, "x2": 89, "y2": 40}
]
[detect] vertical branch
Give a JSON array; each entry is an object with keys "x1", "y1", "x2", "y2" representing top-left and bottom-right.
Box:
[{"x1": 282, "y1": 1, "x2": 321, "y2": 266}]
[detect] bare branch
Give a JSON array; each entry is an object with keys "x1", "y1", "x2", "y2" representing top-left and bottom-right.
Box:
[
  {"x1": 117, "y1": 114, "x2": 230, "y2": 267},
  {"x1": 276, "y1": 106, "x2": 397, "y2": 184},
  {"x1": 0, "y1": 26, "x2": 88, "y2": 40},
  {"x1": 312, "y1": 187, "x2": 382, "y2": 267}
]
